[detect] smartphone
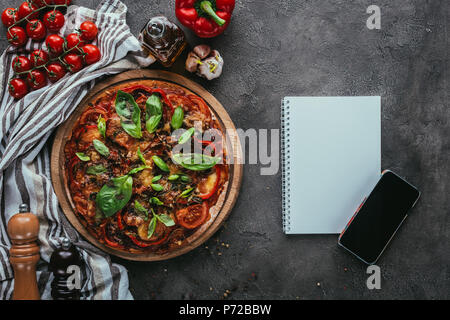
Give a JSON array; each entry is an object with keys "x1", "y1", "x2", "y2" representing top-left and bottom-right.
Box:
[{"x1": 338, "y1": 170, "x2": 420, "y2": 264}]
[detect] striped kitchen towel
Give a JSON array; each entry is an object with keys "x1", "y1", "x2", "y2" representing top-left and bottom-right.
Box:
[{"x1": 0, "y1": 0, "x2": 154, "y2": 299}]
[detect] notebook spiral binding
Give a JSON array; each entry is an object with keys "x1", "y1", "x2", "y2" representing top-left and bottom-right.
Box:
[{"x1": 281, "y1": 98, "x2": 291, "y2": 233}]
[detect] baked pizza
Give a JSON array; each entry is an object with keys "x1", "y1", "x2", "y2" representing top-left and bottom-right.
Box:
[{"x1": 64, "y1": 80, "x2": 228, "y2": 254}]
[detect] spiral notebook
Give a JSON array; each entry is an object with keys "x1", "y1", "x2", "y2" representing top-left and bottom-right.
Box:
[{"x1": 281, "y1": 97, "x2": 381, "y2": 234}]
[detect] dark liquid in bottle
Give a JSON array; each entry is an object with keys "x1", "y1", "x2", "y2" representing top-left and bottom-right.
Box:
[{"x1": 139, "y1": 16, "x2": 187, "y2": 67}]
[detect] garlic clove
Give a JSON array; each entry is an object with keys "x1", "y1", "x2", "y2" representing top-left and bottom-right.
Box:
[
  {"x1": 185, "y1": 52, "x2": 201, "y2": 73},
  {"x1": 193, "y1": 44, "x2": 211, "y2": 60}
]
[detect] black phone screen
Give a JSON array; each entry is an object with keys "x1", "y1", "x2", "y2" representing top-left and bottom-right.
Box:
[{"x1": 339, "y1": 171, "x2": 420, "y2": 264}]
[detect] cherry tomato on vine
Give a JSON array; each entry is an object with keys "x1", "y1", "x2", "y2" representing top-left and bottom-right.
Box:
[
  {"x1": 81, "y1": 44, "x2": 101, "y2": 65},
  {"x1": 2, "y1": 8, "x2": 19, "y2": 27},
  {"x1": 43, "y1": 10, "x2": 65, "y2": 32},
  {"x1": 65, "y1": 33, "x2": 86, "y2": 50},
  {"x1": 12, "y1": 56, "x2": 32, "y2": 73},
  {"x1": 46, "y1": 61, "x2": 67, "y2": 83},
  {"x1": 45, "y1": 34, "x2": 64, "y2": 56},
  {"x1": 18, "y1": 2, "x2": 39, "y2": 20},
  {"x1": 63, "y1": 53, "x2": 83, "y2": 73},
  {"x1": 79, "y1": 21, "x2": 98, "y2": 41},
  {"x1": 30, "y1": 49, "x2": 49, "y2": 67},
  {"x1": 26, "y1": 19, "x2": 47, "y2": 41},
  {"x1": 9, "y1": 78, "x2": 29, "y2": 99},
  {"x1": 53, "y1": 0, "x2": 72, "y2": 4},
  {"x1": 26, "y1": 69, "x2": 47, "y2": 90},
  {"x1": 7, "y1": 26, "x2": 27, "y2": 47}
]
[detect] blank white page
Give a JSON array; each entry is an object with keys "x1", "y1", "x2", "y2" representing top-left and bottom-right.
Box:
[{"x1": 282, "y1": 97, "x2": 381, "y2": 234}]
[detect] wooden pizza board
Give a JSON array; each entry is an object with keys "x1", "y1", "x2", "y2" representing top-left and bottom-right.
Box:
[{"x1": 51, "y1": 70, "x2": 243, "y2": 261}]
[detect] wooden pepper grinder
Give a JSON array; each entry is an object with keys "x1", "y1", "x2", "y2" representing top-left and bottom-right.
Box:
[
  {"x1": 50, "y1": 237, "x2": 82, "y2": 300},
  {"x1": 7, "y1": 204, "x2": 40, "y2": 300}
]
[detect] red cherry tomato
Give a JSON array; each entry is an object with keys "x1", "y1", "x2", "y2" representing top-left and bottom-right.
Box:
[
  {"x1": 26, "y1": 69, "x2": 47, "y2": 90},
  {"x1": 12, "y1": 56, "x2": 32, "y2": 73},
  {"x1": 79, "y1": 21, "x2": 98, "y2": 41},
  {"x1": 43, "y1": 9, "x2": 65, "y2": 32},
  {"x1": 9, "y1": 78, "x2": 29, "y2": 99},
  {"x1": 26, "y1": 19, "x2": 46, "y2": 41},
  {"x1": 30, "y1": 49, "x2": 49, "y2": 67},
  {"x1": 2, "y1": 8, "x2": 19, "y2": 27},
  {"x1": 18, "y1": 2, "x2": 39, "y2": 20},
  {"x1": 63, "y1": 53, "x2": 83, "y2": 73},
  {"x1": 7, "y1": 26, "x2": 27, "y2": 47},
  {"x1": 81, "y1": 44, "x2": 101, "y2": 65},
  {"x1": 45, "y1": 34, "x2": 64, "y2": 56},
  {"x1": 65, "y1": 33, "x2": 86, "y2": 50},
  {"x1": 53, "y1": 0, "x2": 71, "y2": 4},
  {"x1": 46, "y1": 61, "x2": 67, "y2": 83}
]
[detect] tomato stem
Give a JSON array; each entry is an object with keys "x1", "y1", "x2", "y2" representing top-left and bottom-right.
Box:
[
  {"x1": 7, "y1": 4, "x2": 68, "y2": 32},
  {"x1": 13, "y1": 42, "x2": 83, "y2": 76}
]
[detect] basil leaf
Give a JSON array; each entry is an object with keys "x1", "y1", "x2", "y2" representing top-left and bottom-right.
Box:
[
  {"x1": 146, "y1": 94, "x2": 162, "y2": 117},
  {"x1": 134, "y1": 200, "x2": 148, "y2": 217},
  {"x1": 156, "y1": 214, "x2": 175, "y2": 227},
  {"x1": 115, "y1": 90, "x2": 142, "y2": 139},
  {"x1": 137, "y1": 147, "x2": 146, "y2": 165},
  {"x1": 180, "y1": 175, "x2": 191, "y2": 183},
  {"x1": 146, "y1": 94, "x2": 162, "y2": 133},
  {"x1": 97, "y1": 115, "x2": 106, "y2": 138},
  {"x1": 128, "y1": 165, "x2": 149, "y2": 175},
  {"x1": 172, "y1": 153, "x2": 220, "y2": 171},
  {"x1": 96, "y1": 175, "x2": 132, "y2": 217},
  {"x1": 151, "y1": 197, "x2": 164, "y2": 205},
  {"x1": 171, "y1": 106, "x2": 184, "y2": 130},
  {"x1": 151, "y1": 184, "x2": 164, "y2": 192},
  {"x1": 93, "y1": 139, "x2": 110, "y2": 157},
  {"x1": 146, "y1": 114, "x2": 162, "y2": 133},
  {"x1": 152, "y1": 155, "x2": 170, "y2": 172},
  {"x1": 178, "y1": 128, "x2": 195, "y2": 144},
  {"x1": 76, "y1": 152, "x2": 90, "y2": 162},
  {"x1": 152, "y1": 175, "x2": 162, "y2": 183},
  {"x1": 168, "y1": 174, "x2": 179, "y2": 181},
  {"x1": 147, "y1": 216, "x2": 157, "y2": 238},
  {"x1": 180, "y1": 187, "x2": 194, "y2": 198},
  {"x1": 86, "y1": 164, "x2": 106, "y2": 175}
]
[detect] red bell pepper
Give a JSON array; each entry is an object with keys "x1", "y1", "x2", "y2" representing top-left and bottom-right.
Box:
[
  {"x1": 101, "y1": 224, "x2": 124, "y2": 249},
  {"x1": 121, "y1": 84, "x2": 174, "y2": 113},
  {"x1": 175, "y1": 0, "x2": 235, "y2": 38},
  {"x1": 126, "y1": 232, "x2": 169, "y2": 248}
]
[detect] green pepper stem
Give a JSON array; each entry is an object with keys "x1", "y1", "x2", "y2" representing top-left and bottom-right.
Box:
[{"x1": 200, "y1": 1, "x2": 226, "y2": 26}]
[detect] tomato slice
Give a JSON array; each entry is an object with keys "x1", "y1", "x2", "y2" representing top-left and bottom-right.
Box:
[
  {"x1": 197, "y1": 165, "x2": 221, "y2": 200},
  {"x1": 176, "y1": 202, "x2": 209, "y2": 229}
]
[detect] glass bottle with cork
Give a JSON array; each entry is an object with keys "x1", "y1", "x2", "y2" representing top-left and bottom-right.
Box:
[{"x1": 139, "y1": 16, "x2": 187, "y2": 67}]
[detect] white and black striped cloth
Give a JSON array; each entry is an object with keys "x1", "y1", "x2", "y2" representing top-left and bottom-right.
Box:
[{"x1": 0, "y1": 0, "x2": 154, "y2": 299}]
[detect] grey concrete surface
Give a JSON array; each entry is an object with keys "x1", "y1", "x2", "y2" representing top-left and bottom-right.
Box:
[{"x1": 1, "y1": 0, "x2": 448, "y2": 299}]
